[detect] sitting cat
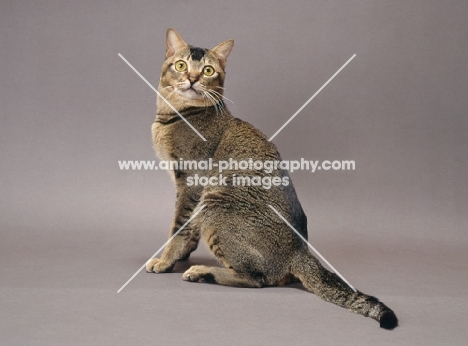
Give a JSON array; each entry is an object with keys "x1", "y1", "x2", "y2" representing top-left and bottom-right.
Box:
[{"x1": 146, "y1": 28, "x2": 398, "y2": 329}]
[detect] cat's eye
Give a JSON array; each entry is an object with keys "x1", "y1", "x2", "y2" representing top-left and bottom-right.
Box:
[
  {"x1": 203, "y1": 65, "x2": 215, "y2": 76},
  {"x1": 174, "y1": 60, "x2": 187, "y2": 72}
]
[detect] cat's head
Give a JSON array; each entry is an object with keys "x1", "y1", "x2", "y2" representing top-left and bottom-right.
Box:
[{"x1": 158, "y1": 28, "x2": 234, "y2": 111}]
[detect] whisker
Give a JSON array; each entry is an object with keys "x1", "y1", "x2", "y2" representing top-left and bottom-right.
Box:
[
  {"x1": 203, "y1": 91, "x2": 219, "y2": 113},
  {"x1": 206, "y1": 91, "x2": 224, "y2": 116},
  {"x1": 199, "y1": 84, "x2": 234, "y2": 106},
  {"x1": 209, "y1": 89, "x2": 235, "y2": 105},
  {"x1": 195, "y1": 84, "x2": 231, "y2": 116},
  {"x1": 200, "y1": 89, "x2": 210, "y2": 103},
  {"x1": 208, "y1": 91, "x2": 227, "y2": 116},
  {"x1": 202, "y1": 91, "x2": 211, "y2": 109}
]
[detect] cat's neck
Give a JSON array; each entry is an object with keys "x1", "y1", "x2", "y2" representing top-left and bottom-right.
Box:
[
  {"x1": 156, "y1": 106, "x2": 206, "y2": 124},
  {"x1": 156, "y1": 100, "x2": 228, "y2": 124}
]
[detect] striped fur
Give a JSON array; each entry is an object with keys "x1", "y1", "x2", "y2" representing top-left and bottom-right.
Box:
[{"x1": 145, "y1": 29, "x2": 398, "y2": 330}]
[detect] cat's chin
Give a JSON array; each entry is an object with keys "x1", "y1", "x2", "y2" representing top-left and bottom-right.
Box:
[{"x1": 177, "y1": 88, "x2": 204, "y2": 101}]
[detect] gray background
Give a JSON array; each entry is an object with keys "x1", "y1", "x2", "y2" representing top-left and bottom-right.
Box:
[{"x1": 1, "y1": 0, "x2": 467, "y2": 345}]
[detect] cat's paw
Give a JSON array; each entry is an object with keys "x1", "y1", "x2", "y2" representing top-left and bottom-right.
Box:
[
  {"x1": 145, "y1": 258, "x2": 174, "y2": 273},
  {"x1": 182, "y1": 265, "x2": 216, "y2": 283}
]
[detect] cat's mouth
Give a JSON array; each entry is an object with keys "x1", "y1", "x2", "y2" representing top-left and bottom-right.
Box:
[{"x1": 177, "y1": 85, "x2": 203, "y2": 99}]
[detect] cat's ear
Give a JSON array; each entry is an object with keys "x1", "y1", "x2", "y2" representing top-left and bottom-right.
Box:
[
  {"x1": 211, "y1": 40, "x2": 234, "y2": 69},
  {"x1": 166, "y1": 28, "x2": 188, "y2": 58}
]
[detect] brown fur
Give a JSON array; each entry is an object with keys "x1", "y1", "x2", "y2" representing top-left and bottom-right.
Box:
[{"x1": 145, "y1": 29, "x2": 398, "y2": 329}]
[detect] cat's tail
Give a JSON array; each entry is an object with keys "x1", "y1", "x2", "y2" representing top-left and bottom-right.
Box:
[{"x1": 291, "y1": 251, "x2": 398, "y2": 330}]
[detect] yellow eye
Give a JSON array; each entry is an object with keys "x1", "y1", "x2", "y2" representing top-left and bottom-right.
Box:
[
  {"x1": 174, "y1": 60, "x2": 187, "y2": 72},
  {"x1": 203, "y1": 65, "x2": 215, "y2": 76}
]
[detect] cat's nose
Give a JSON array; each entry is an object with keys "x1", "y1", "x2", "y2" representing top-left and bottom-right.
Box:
[{"x1": 188, "y1": 73, "x2": 199, "y2": 84}]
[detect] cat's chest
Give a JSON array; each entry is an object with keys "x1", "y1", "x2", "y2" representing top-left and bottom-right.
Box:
[{"x1": 152, "y1": 116, "x2": 223, "y2": 161}]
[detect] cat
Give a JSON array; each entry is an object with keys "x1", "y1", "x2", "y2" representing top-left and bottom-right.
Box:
[{"x1": 145, "y1": 28, "x2": 398, "y2": 330}]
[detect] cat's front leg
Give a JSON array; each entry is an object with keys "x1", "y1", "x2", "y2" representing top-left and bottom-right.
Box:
[
  {"x1": 146, "y1": 184, "x2": 201, "y2": 273},
  {"x1": 145, "y1": 227, "x2": 199, "y2": 273}
]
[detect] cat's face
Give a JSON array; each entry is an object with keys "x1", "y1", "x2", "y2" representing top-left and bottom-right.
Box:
[{"x1": 158, "y1": 29, "x2": 234, "y2": 110}]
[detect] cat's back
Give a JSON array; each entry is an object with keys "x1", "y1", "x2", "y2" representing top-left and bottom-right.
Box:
[
  {"x1": 204, "y1": 114, "x2": 307, "y2": 232},
  {"x1": 213, "y1": 115, "x2": 279, "y2": 161}
]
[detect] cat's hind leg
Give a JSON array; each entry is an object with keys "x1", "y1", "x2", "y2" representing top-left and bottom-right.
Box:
[{"x1": 182, "y1": 265, "x2": 263, "y2": 288}]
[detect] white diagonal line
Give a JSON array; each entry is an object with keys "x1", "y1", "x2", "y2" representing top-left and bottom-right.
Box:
[
  {"x1": 117, "y1": 204, "x2": 206, "y2": 293},
  {"x1": 269, "y1": 54, "x2": 356, "y2": 142},
  {"x1": 118, "y1": 53, "x2": 207, "y2": 142},
  {"x1": 268, "y1": 204, "x2": 357, "y2": 292}
]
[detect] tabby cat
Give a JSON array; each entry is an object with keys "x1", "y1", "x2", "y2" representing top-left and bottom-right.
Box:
[{"x1": 146, "y1": 28, "x2": 398, "y2": 329}]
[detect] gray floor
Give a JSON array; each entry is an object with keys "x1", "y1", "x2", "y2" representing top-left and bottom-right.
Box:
[
  {"x1": 2, "y1": 1, "x2": 468, "y2": 345},
  {"x1": 1, "y1": 222, "x2": 467, "y2": 345}
]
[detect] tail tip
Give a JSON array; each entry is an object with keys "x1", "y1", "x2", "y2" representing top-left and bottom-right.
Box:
[{"x1": 380, "y1": 310, "x2": 398, "y2": 330}]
